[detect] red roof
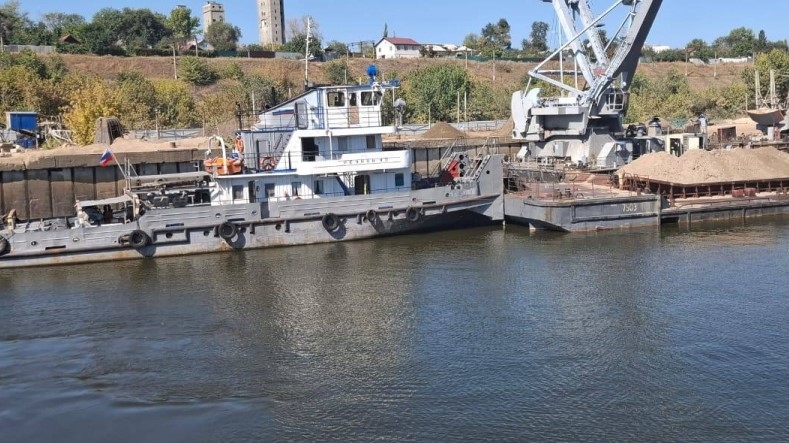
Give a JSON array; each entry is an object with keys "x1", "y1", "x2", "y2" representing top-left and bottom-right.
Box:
[{"x1": 382, "y1": 37, "x2": 420, "y2": 46}]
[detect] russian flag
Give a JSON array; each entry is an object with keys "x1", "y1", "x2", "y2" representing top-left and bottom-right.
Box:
[{"x1": 99, "y1": 148, "x2": 115, "y2": 167}]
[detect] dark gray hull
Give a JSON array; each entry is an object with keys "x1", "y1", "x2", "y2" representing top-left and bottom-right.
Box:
[{"x1": 1, "y1": 185, "x2": 503, "y2": 269}]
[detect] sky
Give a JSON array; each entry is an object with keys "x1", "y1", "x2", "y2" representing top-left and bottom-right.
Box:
[{"x1": 25, "y1": 0, "x2": 789, "y2": 49}]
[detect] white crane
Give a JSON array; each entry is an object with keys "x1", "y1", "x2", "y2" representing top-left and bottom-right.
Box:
[{"x1": 511, "y1": 0, "x2": 663, "y2": 168}]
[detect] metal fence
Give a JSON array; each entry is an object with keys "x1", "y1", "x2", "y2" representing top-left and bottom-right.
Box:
[
  {"x1": 4, "y1": 45, "x2": 55, "y2": 54},
  {"x1": 127, "y1": 129, "x2": 204, "y2": 140},
  {"x1": 398, "y1": 120, "x2": 507, "y2": 137}
]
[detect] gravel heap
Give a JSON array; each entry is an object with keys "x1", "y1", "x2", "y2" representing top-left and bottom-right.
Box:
[
  {"x1": 420, "y1": 122, "x2": 466, "y2": 139},
  {"x1": 618, "y1": 147, "x2": 789, "y2": 184}
]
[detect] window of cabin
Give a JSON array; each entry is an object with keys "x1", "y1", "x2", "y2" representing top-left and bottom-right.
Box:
[
  {"x1": 291, "y1": 181, "x2": 302, "y2": 197},
  {"x1": 360, "y1": 91, "x2": 380, "y2": 106},
  {"x1": 366, "y1": 135, "x2": 376, "y2": 150},
  {"x1": 395, "y1": 173, "x2": 404, "y2": 187},
  {"x1": 264, "y1": 183, "x2": 275, "y2": 198},
  {"x1": 232, "y1": 185, "x2": 244, "y2": 200},
  {"x1": 349, "y1": 93, "x2": 357, "y2": 106},
  {"x1": 327, "y1": 91, "x2": 345, "y2": 107},
  {"x1": 337, "y1": 137, "x2": 348, "y2": 151},
  {"x1": 314, "y1": 180, "x2": 324, "y2": 195}
]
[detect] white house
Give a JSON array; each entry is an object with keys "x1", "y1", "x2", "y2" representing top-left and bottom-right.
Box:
[{"x1": 375, "y1": 37, "x2": 422, "y2": 59}]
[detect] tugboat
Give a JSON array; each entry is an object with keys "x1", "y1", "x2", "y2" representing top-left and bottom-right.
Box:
[{"x1": 0, "y1": 68, "x2": 505, "y2": 268}]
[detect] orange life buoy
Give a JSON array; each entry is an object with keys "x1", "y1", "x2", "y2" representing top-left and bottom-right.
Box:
[
  {"x1": 260, "y1": 157, "x2": 276, "y2": 171},
  {"x1": 234, "y1": 136, "x2": 244, "y2": 153}
]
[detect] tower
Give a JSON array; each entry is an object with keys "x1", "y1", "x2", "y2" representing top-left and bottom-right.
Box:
[
  {"x1": 202, "y1": 1, "x2": 225, "y2": 32},
  {"x1": 258, "y1": 0, "x2": 285, "y2": 46}
]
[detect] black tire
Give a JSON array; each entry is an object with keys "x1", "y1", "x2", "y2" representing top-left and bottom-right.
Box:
[
  {"x1": 406, "y1": 206, "x2": 421, "y2": 222},
  {"x1": 129, "y1": 230, "x2": 151, "y2": 249},
  {"x1": 322, "y1": 213, "x2": 340, "y2": 232},
  {"x1": 218, "y1": 222, "x2": 238, "y2": 240},
  {"x1": 366, "y1": 209, "x2": 377, "y2": 222},
  {"x1": 0, "y1": 237, "x2": 9, "y2": 256}
]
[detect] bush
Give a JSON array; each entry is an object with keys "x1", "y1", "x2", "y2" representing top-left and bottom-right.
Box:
[{"x1": 178, "y1": 56, "x2": 219, "y2": 86}]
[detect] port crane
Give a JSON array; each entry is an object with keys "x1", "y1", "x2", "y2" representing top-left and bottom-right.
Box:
[{"x1": 511, "y1": 0, "x2": 663, "y2": 169}]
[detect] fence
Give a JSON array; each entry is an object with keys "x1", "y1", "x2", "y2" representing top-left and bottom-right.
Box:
[{"x1": 3, "y1": 45, "x2": 55, "y2": 54}]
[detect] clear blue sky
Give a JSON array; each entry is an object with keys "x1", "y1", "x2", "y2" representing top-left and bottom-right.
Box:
[{"x1": 26, "y1": 0, "x2": 789, "y2": 49}]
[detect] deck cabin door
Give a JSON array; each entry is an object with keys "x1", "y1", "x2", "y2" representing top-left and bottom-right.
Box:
[
  {"x1": 349, "y1": 92, "x2": 359, "y2": 126},
  {"x1": 248, "y1": 181, "x2": 256, "y2": 203},
  {"x1": 354, "y1": 174, "x2": 371, "y2": 195}
]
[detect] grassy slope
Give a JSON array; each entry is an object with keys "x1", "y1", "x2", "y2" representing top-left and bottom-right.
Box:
[{"x1": 56, "y1": 54, "x2": 748, "y2": 93}]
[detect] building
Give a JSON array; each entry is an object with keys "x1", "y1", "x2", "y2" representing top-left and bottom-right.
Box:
[
  {"x1": 375, "y1": 37, "x2": 421, "y2": 59},
  {"x1": 258, "y1": 0, "x2": 285, "y2": 46},
  {"x1": 202, "y1": 1, "x2": 225, "y2": 31}
]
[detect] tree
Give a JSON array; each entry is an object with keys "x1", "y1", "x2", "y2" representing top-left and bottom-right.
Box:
[
  {"x1": 205, "y1": 21, "x2": 241, "y2": 52},
  {"x1": 287, "y1": 16, "x2": 321, "y2": 42},
  {"x1": 400, "y1": 64, "x2": 471, "y2": 122},
  {"x1": 41, "y1": 12, "x2": 85, "y2": 37},
  {"x1": 479, "y1": 19, "x2": 511, "y2": 57},
  {"x1": 167, "y1": 6, "x2": 200, "y2": 47},
  {"x1": 463, "y1": 33, "x2": 480, "y2": 51},
  {"x1": 382, "y1": 23, "x2": 388, "y2": 39},
  {"x1": 89, "y1": 7, "x2": 171, "y2": 52},
  {"x1": 530, "y1": 21, "x2": 549, "y2": 53},
  {"x1": 282, "y1": 33, "x2": 323, "y2": 59},
  {"x1": 325, "y1": 40, "x2": 348, "y2": 56},
  {"x1": 63, "y1": 74, "x2": 123, "y2": 145},
  {"x1": 744, "y1": 49, "x2": 789, "y2": 106}
]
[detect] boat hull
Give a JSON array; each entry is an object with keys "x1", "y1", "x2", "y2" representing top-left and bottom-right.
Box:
[{"x1": 0, "y1": 187, "x2": 502, "y2": 269}]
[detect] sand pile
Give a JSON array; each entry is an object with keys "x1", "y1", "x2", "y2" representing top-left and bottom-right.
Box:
[
  {"x1": 421, "y1": 122, "x2": 466, "y2": 139},
  {"x1": 493, "y1": 117, "x2": 515, "y2": 138},
  {"x1": 619, "y1": 147, "x2": 789, "y2": 184}
]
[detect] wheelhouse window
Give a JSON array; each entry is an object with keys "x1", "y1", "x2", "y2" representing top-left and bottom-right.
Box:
[
  {"x1": 327, "y1": 91, "x2": 345, "y2": 107},
  {"x1": 361, "y1": 91, "x2": 380, "y2": 106},
  {"x1": 314, "y1": 180, "x2": 324, "y2": 195},
  {"x1": 395, "y1": 173, "x2": 405, "y2": 187}
]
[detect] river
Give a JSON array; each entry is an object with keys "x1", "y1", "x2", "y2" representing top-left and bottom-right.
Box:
[{"x1": 1, "y1": 220, "x2": 788, "y2": 442}]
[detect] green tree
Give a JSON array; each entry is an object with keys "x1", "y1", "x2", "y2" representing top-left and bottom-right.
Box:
[
  {"x1": 282, "y1": 33, "x2": 323, "y2": 58},
  {"x1": 167, "y1": 6, "x2": 200, "y2": 47},
  {"x1": 463, "y1": 33, "x2": 480, "y2": 51},
  {"x1": 478, "y1": 19, "x2": 511, "y2": 57},
  {"x1": 205, "y1": 21, "x2": 241, "y2": 52},
  {"x1": 400, "y1": 64, "x2": 471, "y2": 122},
  {"x1": 325, "y1": 40, "x2": 348, "y2": 56},
  {"x1": 89, "y1": 7, "x2": 171, "y2": 53},
  {"x1": 115, "y1": 71, "x2": 157, "y2": 129},
  {"x1": 743, "y1": 49, "x2": 789, "y2": 106},
  {"x1": 41, "y1": 12, "x2": 85, "y2": 36},
  {"x1": 530, "y1": 21, "x2": 549, "y2": 52}
]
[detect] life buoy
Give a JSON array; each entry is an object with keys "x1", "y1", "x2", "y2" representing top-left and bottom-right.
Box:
[
  {"x1": 217, "y1": 222, "x2": 238, "y2": 240},
  {"x1": 234, "y1": 136, "x2": 244, "y2": 153},
  {"x1": 366, "y1": 209, "x2": 377, "y2": 222},
  {"x1": 260, "y1": 157, "x2": 276, "y2": 171},
  {"x1": 0, "y1": 237, "x2": 9, "y2": 256},
  {"x1": 129, "y1": 230, "x2": 151, "y2": 249},
  {"x1": 406, "y1": 206, "x2": 421, "y2": 222},
  {"x1": 322, "y1": 213, "x2": 340, "y2": 232}
]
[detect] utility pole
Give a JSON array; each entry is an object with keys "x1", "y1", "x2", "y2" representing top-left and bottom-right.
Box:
[
  {"x1": 172, "y1": 45, "x2": 178, "y2": 79},
  {"x1": 304, "y1": 16, "x2": 311, "y2": 89}
]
